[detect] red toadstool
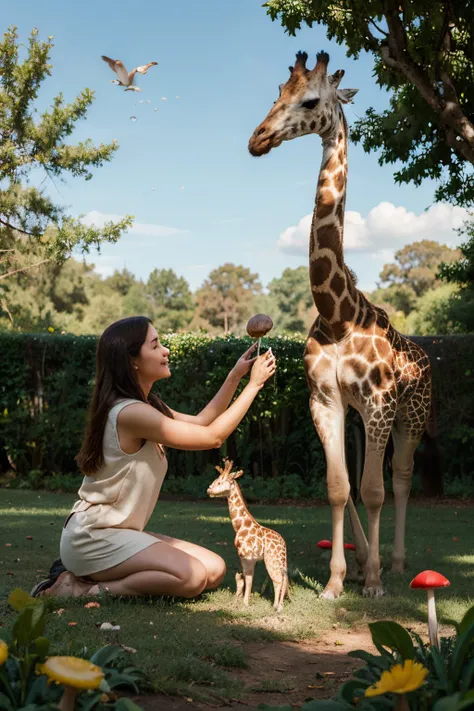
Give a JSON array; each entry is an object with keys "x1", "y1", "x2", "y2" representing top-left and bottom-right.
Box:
[{"x1": 410, "y1": 570, "x2": 450, "y2": 647}]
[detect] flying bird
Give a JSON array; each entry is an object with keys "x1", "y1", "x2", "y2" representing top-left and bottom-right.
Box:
[{"x1": 101, "y1": 56, "x2": 158, "y2": 92}]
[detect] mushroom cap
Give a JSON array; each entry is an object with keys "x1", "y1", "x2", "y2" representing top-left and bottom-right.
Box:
[
  {"x1": 410, "y1": 570, "x2": 450, "y2": 589},
  {"x1": 246, "y1": 314, "x2": 273, "y2": 338},
  {"x1": 316, "y1": 539, "x2": 332, "y2": 549},
  {"x1": 344, "y1": 543, "x2": 356, "y2": 551},
  {"x1": 39, "y1": 656, "x2": 104, "y2": 690}
]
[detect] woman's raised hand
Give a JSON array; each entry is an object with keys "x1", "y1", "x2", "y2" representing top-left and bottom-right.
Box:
[
  {"x1": 249, "y1": 349, "x2": 277, "y2": 389},
  {"x1": 232, "y1": 341, "x2": 258, "y2": 380}
]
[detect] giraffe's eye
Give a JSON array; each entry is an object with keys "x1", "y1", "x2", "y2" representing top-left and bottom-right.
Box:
[{"x1": 301, "y1": 98, "x2": 320, "y2": 110}]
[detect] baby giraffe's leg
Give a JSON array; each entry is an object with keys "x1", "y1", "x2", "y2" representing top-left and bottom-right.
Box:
[
  {"x1": 241, "y1": 559, "x2": 256, "y2": 606},
  {"x1": 235, "y1": 571, "x2": 244, "y2": 599},
  {"x1": 277, "y1": 571, "x2": 288, "y2": 611},
  {"x1": 272, "y1": 576, "x2": 282, "y2": 611}
]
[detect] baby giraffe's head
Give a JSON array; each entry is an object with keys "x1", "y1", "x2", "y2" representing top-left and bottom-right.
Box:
[
  {"x1": 207, "y1": 459, "x2": 243, "y2": 498},
  {"x1": 248, "y1": 50, "x2": 358, "y2": 157}
]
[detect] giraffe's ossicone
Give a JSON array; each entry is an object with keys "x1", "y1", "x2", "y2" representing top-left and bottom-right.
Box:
[{"x1": 248, "y1": 50, "x2": 441, "y2": 600}]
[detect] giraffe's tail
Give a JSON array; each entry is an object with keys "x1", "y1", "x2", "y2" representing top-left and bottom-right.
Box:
[
  {"x1": 420, "y1": 391, "x2": 443, "y2": 497},
  {"x1": 346, "y1": 495, "x2": 369, "y2": 562}
]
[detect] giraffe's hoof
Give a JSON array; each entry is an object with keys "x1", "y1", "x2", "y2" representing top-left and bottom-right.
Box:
[
  {"x1": 319, "y1": 588, "x2": 341, "y2": 601},
  {"x1": 363, "y1": 585, "x2": 385, "y2": 598}
]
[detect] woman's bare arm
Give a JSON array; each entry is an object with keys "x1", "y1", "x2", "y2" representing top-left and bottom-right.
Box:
[
  {"x1": 119, "y1": 351, "x2": 276, "y2": 450},
  {"x1": 170, "y1": 370, "x2": 241, "y2": 425},
  {"x1": 170, "y1": 343, "x2": 258, "y2": 425}
]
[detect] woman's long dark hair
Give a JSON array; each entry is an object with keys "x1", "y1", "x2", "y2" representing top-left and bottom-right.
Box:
[{"x1": 76, "y1": 316, "x2": 173, "y2": 475}]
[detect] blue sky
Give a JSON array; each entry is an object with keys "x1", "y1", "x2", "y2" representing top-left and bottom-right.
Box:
[{"x1": 9, "y1": 0, "x2": 466, "y2": 292}]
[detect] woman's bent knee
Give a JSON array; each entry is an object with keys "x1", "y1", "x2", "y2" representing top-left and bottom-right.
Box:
[
  {"x1": 180, "y1": 560, "x2": 208, "y2": 598},
  {"x1": 206, "y1": 557, "x2": 226, "y2": 590}
]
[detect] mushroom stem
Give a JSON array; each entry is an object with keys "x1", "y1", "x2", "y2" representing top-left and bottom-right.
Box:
[
  {"x1": 58, "y1": 685, "x2": 78, "y2": 711},
  {"x1": 395, "y1": 695, "x2": 410, "y2": 711},
  {"x1": 257, "y1": 337, "x2": 261, "y2": 356},
  {"x1": 427, "y1": 588, "x2": 439, "y2": 647}
]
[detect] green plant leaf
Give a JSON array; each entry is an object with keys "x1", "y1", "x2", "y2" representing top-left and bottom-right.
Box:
[
  {"x1": 0, "y1": 693, "x2": 14, "y2": 711},
  {"x1": 459, "y1": 604, "x2": 474, "y2": 636},
  {"x1": 7, "y1": 588, "x2": 40, "y2": 612},
  {"x1": 433, "y1": 690, "x2": 474, "y2": 710},
  {"x1": 300, "y1": 701, "x2": 351, "y2": 710},
  {"x1": 89, "y1": 644, "x2": 124, "y2": 668},
  {"x1": 450, "y1": 620, "x2": 474, "y2": 683},
  {"x1": 30, "y1": 636, "x2": 51, "y2": 660},
  {"x1": 347, "y1": 649, "x2": 391, "y2": 669},
  {"x1": 115, "y1": 699, "x2": 146, "y2": 711},
  {"x1": 369, "y1": 621, "x2": 415, "y2": 659}
]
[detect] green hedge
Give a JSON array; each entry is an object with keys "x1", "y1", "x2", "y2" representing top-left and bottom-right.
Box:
[{"x1": 0, "y1": 332, "x2": 473, "y2": 495}]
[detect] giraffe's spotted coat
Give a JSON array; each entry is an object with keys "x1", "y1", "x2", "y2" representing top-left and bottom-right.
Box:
[
  {"x1": 248, "y1": 50, "x2": 436, "y2": 600},
  {"x1": 207, "y1": 459, "x2": 288, "y2": 611}
]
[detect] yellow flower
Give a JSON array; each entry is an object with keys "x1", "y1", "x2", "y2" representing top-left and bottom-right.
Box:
[
  {"x1": 38, "y1": 657, "x2": 104, "y2": 690},
  {"x1": 365, "y1": 660, "x2": 428, "y2": 697},
  {"x1": 47, "y1": 327, "x2": 54, "y2": 333},
  {"x1": 0, "y1": 640, "x2": 8, "y2": 665}
]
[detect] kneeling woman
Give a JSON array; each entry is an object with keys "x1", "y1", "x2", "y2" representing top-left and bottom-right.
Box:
[{"x1": 37, "y1": 316, "x2": 276, "y2": 599}]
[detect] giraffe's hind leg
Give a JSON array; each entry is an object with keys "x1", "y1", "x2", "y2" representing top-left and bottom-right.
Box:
[
  {"x1": 390, "y1": 417, "x2": 424, "y2": 574},
  {"x1": 235, "y1": 571, "x2": 244, "y2": 599},
  {"x1": 359, "y1": 403, "x2": 395, "y2": 598}
]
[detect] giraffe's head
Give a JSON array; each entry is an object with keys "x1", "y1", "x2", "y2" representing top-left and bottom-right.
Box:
[
  {"x1": 248, "y1": 51, "x2": 358, "y2": 157},
  {"x1": 207, "y1": 459, "x2": 243, "y2": 498}
]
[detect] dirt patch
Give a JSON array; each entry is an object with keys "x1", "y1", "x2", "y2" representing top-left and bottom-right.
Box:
[{"x1": 130, "y1": 628, "x2": 377, "y2": 710}]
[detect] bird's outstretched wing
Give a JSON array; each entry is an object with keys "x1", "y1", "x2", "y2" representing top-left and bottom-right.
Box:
[
  {"x1": 134, "y1": 61, "x2": 158, "y2": 75},
  {"x1": 101, "y1": 56, "x2": 130, "y2": 86}
]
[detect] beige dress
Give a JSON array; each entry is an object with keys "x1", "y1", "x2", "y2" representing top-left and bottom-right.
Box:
[{"x1": 60, "y1": 398, "x2": 168, "y2": 577}]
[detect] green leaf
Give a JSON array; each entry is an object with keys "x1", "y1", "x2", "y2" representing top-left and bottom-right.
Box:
[
  {"x1": 459, "y1": 603, "x2": 474, "y2": 636},
  {"x1": 300, "y1": 701, "x2": 351, "y2": 710},
  {"x1": 115, "y1": 699, "x2": 146, "y2": 711},
  {"x1": 7, "y1": 588, "x2": 40, "y2": 612},
  {"x1": 433, "y1": 691, "x2": 474, "y2": 711},
  {"x1": 368, "y1": 621, "x2": 415, "y2": 659},
  {"x1": 31, "y1": 636, "x2": 51, "y2": 660},
  {"x1": 89, "y1": 644, "x2": 124, "y2": 667},
  {"x1": 347, "y1": 649, "x2": 391, "y2": 668},
  {"x1": 450, "y1": 620, "x2": 474, "y2": 683},
  {"x1": 0, "y1": 693, "x2": 14, "y2": 711}
]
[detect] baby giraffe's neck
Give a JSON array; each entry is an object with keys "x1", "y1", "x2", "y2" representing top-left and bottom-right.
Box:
[{"x1": 227, "y1": 482, "x2": 252, "y2": 533}]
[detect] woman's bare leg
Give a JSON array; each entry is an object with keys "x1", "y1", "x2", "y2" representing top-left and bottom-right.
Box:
[
  {"x1": 145, "y1": 532, "x2": 226, "y2": 590},
  {"x1": 43, "y1": 542, "x2": 209, "y2": 598}
]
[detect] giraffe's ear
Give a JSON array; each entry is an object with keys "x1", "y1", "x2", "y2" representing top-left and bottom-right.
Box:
[
  {"x1": 336, "y1": 88, "x2": 359, "y2": 104},
  {"x1": 231, "y1": 469, "x2": 244, "y2": 480},
  {"x1": 329, "y1": 69, "x2": 345, "y2": 88}
]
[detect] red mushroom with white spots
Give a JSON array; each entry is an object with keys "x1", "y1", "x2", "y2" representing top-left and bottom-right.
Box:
[{"x1": 410, "y1": 570, "x2": 450, "y2": 648}]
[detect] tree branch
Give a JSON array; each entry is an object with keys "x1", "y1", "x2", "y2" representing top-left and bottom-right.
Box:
[
  {"x1": 0, "y1": 258, "x2": 51, "y2": 281},
  {"x1": 0, "y1": 218, "x2": 38, "y2": 237},
  {"x1": 381, "y1": 0, "x2": 474, "y2": 164}
]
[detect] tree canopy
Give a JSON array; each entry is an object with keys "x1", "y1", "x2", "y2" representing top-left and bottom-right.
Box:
[
  {"x1": 265, "y1": 0, "x2": 474, "y2": 206},
  {"x1": 0, "y1": 26, "x2": 132, "y2": 290}
]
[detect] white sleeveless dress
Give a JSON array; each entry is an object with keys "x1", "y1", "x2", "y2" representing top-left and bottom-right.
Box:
[{"x1": 60, "y1": 399, "x2": 168, "y2": 577}]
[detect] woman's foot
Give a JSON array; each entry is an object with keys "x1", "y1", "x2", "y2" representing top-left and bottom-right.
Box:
[{"x1": 38, "y1": 571, "x2": 104, "y2": 598}]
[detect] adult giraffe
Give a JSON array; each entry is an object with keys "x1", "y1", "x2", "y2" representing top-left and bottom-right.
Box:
[{"x1": 249, "y1": 51, "x2": 436, "y2": 599}]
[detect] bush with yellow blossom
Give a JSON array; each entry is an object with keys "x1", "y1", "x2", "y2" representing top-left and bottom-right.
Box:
[
  {"x1": 259, "y1": 602, "x2": 474, "y2": 710},
  {"x1": 0, "y1": 588, "x2": 147, "y2": 710}
]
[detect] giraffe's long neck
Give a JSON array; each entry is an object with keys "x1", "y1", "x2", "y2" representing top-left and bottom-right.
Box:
[
  {"x1": 228, "y1": 482, "x2": 253, "y2": 533},
  {"x1": 309, "y1": 108, "x2": 357, "y2": 328}
]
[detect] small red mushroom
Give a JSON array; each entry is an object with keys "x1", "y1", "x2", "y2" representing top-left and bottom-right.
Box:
[
  {"x1": 317, "y1": 540, "x2": 332, "y2": 550},
  {"x1": 410, "y1": 570, "x2": 450, "y2": 648},
  {"x1": 344, "y1": 543, "x2": 356, "y2": 551}
]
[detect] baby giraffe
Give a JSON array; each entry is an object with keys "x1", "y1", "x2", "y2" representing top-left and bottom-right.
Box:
[{"x1": 207, "y1": 459, "x2": 288, "y2": 612}]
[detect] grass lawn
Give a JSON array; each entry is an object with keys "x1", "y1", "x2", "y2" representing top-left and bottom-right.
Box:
[{"x1": 1, "y1": 490, "x2": 473, "y2": 703}]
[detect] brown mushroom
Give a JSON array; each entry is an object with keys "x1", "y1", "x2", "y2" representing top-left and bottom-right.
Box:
[{"x1": 246, "y1": 314, "x2": 273, "y2": 355}]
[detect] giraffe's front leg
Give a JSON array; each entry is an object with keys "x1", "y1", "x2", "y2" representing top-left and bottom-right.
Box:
[
  {"x1": 240, "y1": 559, "x2": 256, "y2": 606},
  {"x1": 309, "y1": 395, "x2": 350, "y2": 600},
  {"x1": 235, "y1": 572, "x2": 245, "y2": 599}
]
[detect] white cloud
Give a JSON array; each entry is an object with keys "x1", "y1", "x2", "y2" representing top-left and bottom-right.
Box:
[
  {"x1": 81, "y1": 211, "x2": 188, "y2": 238},
  {"x1": 277, "y1": 202, "x2": 469, "y2": 256}
]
